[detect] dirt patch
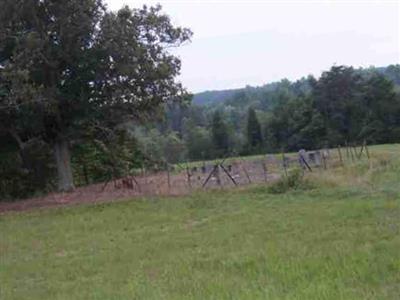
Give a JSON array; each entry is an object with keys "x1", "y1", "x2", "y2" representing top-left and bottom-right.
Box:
[{"x1": 0, "y1": 159, "x2": 281, "y2": 214}]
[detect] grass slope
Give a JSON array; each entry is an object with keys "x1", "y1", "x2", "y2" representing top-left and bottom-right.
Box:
[{"x1": 0, "y1": 144, "x2": 399, "y2": 300}]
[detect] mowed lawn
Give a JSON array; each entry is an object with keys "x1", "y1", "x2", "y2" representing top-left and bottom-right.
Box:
[{"x1": 1, "y1": 145, "x2": 399, "y2": 300}]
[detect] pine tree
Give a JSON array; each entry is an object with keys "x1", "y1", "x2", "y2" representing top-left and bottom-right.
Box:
[
  {"x1": 246, "y1": 107, "x2": 263, "y2": 152},
  {"x1": 211, "y1": 111, "x2": 230, "y2": 157}
]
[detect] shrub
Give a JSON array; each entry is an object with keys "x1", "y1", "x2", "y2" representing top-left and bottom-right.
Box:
[{"x1": 268, "y1": 168, "x2": 313, "y2": 194}]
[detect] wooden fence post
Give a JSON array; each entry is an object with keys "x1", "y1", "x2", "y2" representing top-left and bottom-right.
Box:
[
  {"x1": 202, "y1": 165, "x2": 217, "y2": 188},
  {"x1": 201, "y1": 157, "x2": 228, "y2": 188},
  {"x1": 337, "y1": 145, "x2": 343, "y2": 166},
  {"x1": 215, "y1": 165, "x2": 221, "y2": 187},
  {"x1": 301, "y1": 155, "x2": 312, "y2": 172},
  {"x1": 281, "y1": 152, "x2": 288, "y2": 178},
  {"x1": 167, "y1": 164, "x2": 171, "y2": 190},
  {"x1": 131, "y1": 175, "x2": 141, "y2": 193},
  {"x1": 364, "y1": 140, "x2": 370, "y2": 160},
  {"x1": 349, "y1": 144, "x2": 355, "y2": 162},
  {"x1": 220, "y1": 164, "x2": 238, "y2": 186},
  {"x1": 262, "y1": 160, "x2": 268, "y2": 182},
  {"x1": 322, "y1": 150, "x2": 327, "y2": 170},
  {"x1": 186, "y1": 163, "x2": 192, "y2": 189},
  {"x1": 352, "y1": 144, "x2": 360, "y2": 160},
  {"x1": 357, "y1": 143, "x2": 364, "y2": 159},
  {"x1": 239, "y1": 158, "x2": 252, "y2": 183}
]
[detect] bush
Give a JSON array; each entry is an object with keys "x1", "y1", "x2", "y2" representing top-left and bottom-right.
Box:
[
  {"x1": 268, "y1": 168, "x2": 313, "y2": 194},
  {"x1": 0, "y1": 139, "x2": 55, "y2": 200}
]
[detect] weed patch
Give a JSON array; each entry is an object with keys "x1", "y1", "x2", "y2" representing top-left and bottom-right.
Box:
[{"x1": 268, "y1": 168, "x2": 314, "y2": 194}]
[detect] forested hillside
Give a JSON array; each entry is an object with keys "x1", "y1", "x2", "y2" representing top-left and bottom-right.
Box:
[
  {"x1": 193, "y1": 65, "x2": 400, "y2": 107},
  {"x1": 192, "y1": 89, "x2": 241, "y2": 105},
  {"x1": 155, "y1": 64, "x2": 400, "y2": 157}
]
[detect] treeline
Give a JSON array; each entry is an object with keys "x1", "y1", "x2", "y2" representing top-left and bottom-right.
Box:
[{"x1": 148, "y1": 65, "x2": 400, "y2": 161}]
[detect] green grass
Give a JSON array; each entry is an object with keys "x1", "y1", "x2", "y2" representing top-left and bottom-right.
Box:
[{"x1": 1, "y1": 144, "x2": 399, "y2": 299}]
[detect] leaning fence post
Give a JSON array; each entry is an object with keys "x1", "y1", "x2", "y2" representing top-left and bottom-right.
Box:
[
  {"x1": 301, "y1": 155, "x2": 312, "y2": 172},
  {"x1": 220, "y1": 164, "x2": 237, "y2": 186},
  {"x1": 239, "y1": 158, "x2": 252, "y2": 183},
  {"x1": 262, "y1": 160, "x2": 268, "y2": 183},
  {"x1": 364, "y1": 140, "x2": 370, "y2": 160},
  {"x1": 357, "y1": 143, "x2": 364, "y2": 159},
  {"x1": 202, "y1": 165, "x2": 218, "y2": 188},
  {"x1": 201, "y1": 157, "x2": 228, "y2": 188}
]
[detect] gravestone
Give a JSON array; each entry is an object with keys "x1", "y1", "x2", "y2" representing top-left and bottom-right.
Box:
[
  {"x1": 309, "y1": 150, "x2": 322, "y2": 167},
  {"x1": 266, "y1": 155, "x2": 278, "y2": 165},
  {"x1": 322, "y1": 149, "x2": 330, "y2": 158},
  {"x1": 298, "y1": 149, "x2": 307, "y2": 169}
]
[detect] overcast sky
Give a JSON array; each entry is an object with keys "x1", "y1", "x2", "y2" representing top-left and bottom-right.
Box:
[{"x1": 106, "y1": 0, "x2": 400, "y2": 93}]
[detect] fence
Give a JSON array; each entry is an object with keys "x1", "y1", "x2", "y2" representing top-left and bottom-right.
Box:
[{"x1": 103, "y1": 142, "x2": 371, "y2": 197}]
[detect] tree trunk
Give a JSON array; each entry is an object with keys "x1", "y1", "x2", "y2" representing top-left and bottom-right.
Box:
[{"x1": 54, "y1": 138, "x2": 75, "y2": 192}]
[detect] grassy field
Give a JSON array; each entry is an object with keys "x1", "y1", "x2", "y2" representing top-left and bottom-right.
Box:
[{"x1": 0, "y1": 144, "x2": 399, "y2": 299}]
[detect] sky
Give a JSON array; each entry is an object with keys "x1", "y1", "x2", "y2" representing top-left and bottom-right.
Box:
[{"x1": 106, "y1": 0, "x2": 400, "y2": 93}]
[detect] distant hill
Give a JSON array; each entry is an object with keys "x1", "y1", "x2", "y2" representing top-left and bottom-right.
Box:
[
  {"x1": 376, "y1": 65, "x2": 400, "y2": 85},
  {"x1": 192, "y1": 64, "x2": 400, "y2": 107},
  {"x1": 192, "y1": 89, "x2": 241, "y2": 105}
]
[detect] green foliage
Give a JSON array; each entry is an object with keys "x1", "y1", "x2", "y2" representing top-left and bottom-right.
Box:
[
  {"x1": 0, "y1": 0, "x2": 192, "y2": 191},
  {"x1": 246, "y1": 107, "x2": 263, "y2": 152},
  {"x1": 360, "y1": 73, "x2": 400, "y2": 143},
  {"x1": 71, "y1": 130, "x2": 144, "y2": 186},
  {"x1": 192, "y1": 89, "x2": 240, "y2": 105},
  {"x1": 148, "y1": 64, "x2": 400, "y2": 163},
  {"x1": 211, "y1": 110, "x2": 231, "y2": 157},
  {"x1": 133, "y1": 128, "x2": 186, "y2": 165},
  {"x1": 0, "y1": 137, "x2": 55, "y2": 200},
  {"x1": 183, "y1": 119, "x2": 213, "y2": 160},
  {"x1": 267, "y1": 168, "x2": 313, "y2": 194},
  {"x1": 163, "y1": 132, "x2": 187, "y2": 163}
]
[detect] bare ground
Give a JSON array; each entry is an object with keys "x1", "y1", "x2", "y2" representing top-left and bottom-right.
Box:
[{"x1": 0, "y1": 159, "x2": 281, "y2": 213}]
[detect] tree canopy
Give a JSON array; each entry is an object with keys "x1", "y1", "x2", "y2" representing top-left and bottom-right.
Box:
[
  {"x1": 246, "y1": 107, "x2": 262, "y2": 152},
  {"x1": 0, "y1": 0, "x2": 191, "y2": 191}
]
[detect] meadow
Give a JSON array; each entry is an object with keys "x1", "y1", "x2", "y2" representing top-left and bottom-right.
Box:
[{"x1": 0, "y1": 144, "x2": 399, "y2": 299}]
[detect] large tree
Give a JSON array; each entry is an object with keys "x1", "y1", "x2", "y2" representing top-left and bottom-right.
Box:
[
  {"x1": 360, "y1": 71, "x2": 400, "y2": 143},
  {"x1": 246, "y1": 107, "x2": 262, "y2": 151},
  {"x1": 0, "y1": 0, "x2": 191, "y2": 191},
  {"x1": 311, "y1": 66, "x2": 364, "y2": 144},
  {"x1": 211, "y1": 110, "x2": 230, "y2": 157}
]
